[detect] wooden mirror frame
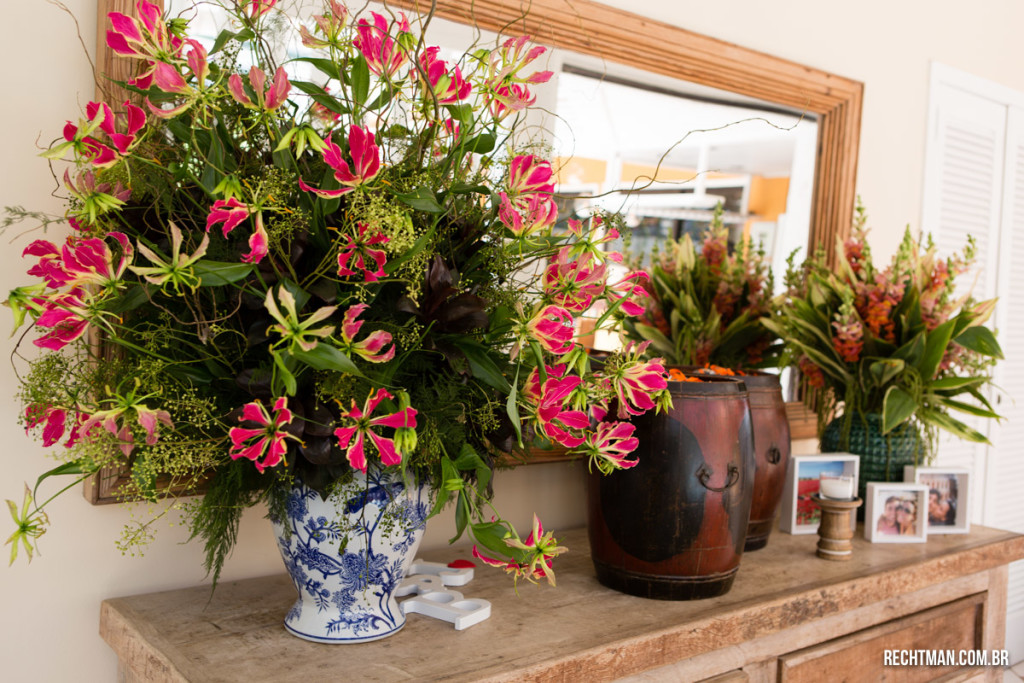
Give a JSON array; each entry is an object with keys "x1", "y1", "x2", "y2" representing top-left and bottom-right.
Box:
[{"x1": 87, "y1": 0, "x2": 859, "y2": 500}]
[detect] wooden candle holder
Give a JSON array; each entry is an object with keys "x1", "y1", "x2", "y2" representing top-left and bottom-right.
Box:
[{"x1": 812, "y1": 493, "x2": 863, "y2": 561}]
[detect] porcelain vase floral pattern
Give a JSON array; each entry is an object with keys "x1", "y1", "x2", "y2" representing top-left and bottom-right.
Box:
[{"x1": 271, "y1": 467, "x2": 430, "y2": 643}]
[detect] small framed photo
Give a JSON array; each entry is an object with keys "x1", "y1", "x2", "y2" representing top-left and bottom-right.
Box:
[
  {"x1": 904, "y1": 466, "x2": 971, "y2": 534},
  {"x1": 864, "y1": 483, "x2": 928, "y2": 543},
  {"x1": 780, "y1": 454, "x2": 859, "y2": 534}
]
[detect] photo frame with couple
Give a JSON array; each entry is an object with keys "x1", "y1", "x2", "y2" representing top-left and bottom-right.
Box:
[
  {"x1": 904, "y1": 466, "x2": 971, "y2": 534},
  {"x1": 864, "y1": 483, "x2": 928, "y2": 543}
]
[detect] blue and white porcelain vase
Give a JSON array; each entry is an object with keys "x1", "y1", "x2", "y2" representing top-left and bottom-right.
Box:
[{"x1": 271, "y1": 466, "x2": 430, "y2": 643}]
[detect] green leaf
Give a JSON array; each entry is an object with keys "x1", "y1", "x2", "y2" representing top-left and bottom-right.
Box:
[
  {"x1": 395, "y1": 187, "x2": 443, "y2": 213},
  {"x1": 273, "y1": 352, "x2": 298, "y2": 395},
  {"x1": 929, "y1": 376, "x2": 986, "y2": 391},
  {"x1": 933, "y1": 396, "x2": 1000, "y2": 419},
  {"x1": 34, "y1": 460, "x2": 94, "y2": 497},
  {"x1": 882, "y1": 386, "x2": 917, "y2": 434},
  {"x1": 291, "y1": 345, "x2": 364, "y2": 377},
  {"x1": 918, "y1": 408, "x2": 990, "y2": 444},
  {"x1": 918, "y1": 318, "x2": 956, "y2": 380},
  {"x1": 289, "y1": 57, "x2": 341, "y2": 80},
  {"x1": 451, "y1": 340, "x2": 511, "y2": 392},
  {"x1": 210, "y1": 27, "x2": 254, "y2": 55},
  {"x1": 163, "y1": 363, "x2": 213, "y2": 385},
  {"x1": 462, "y1": 133, "x2": 496, "y2": 155},
  {"x1": 454, "y1": 444, "x2": 492, "y2": 496},
  {"x1": 106, "y1": 285, "x2": 152, "y2": 314},
  {"x1": 506, "y1": 366, "x2": 523, "y2": 447},
  {"x1": 290, "y1": 80, "x2": 347, "y2": 115},
  {"x1": 868, "y1": 358, "x2": 905, "y2": 387},
  {"x1": 633, "y1": 323, "x2": 675, "y2": 357},
  {"x1": 470, "y1": 521, "x2": 514, "y2": 561},
  {"x1": 453, "y1": 491, "x2": 469, "y2": 543},
  {"x1": 194, "y1": 261, "x2": 254, "y2": 287},
  {"x1": 350, "y1": 56, "x2": 370, "y2": 105},
  {"x1": 955, "y1": 325, "x2": 1004, "y2": 359}
]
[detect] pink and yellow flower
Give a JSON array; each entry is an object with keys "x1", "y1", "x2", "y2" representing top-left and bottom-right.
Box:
[
  {"x1": 472, "y1": 514, "x2": 566, "y2": 587},
  {"x1": 541, "y1": 248, "x2": 608, "y2": 313},
  {"x1": 417, "y1": 47, "x2": 472, "y2": 105},
  {"x1": 300, "y1": 1, "x2": 349, "y2": 48},
  {"x1": 497, "y1": 191, "x2": 557, "y2": 236},
  {"x1": 299, "y1": 125, "x2": 381, "y2": 198},
  {"x1": 338, "y1": 304, "x2": 395, "y2": 362},
  {"x1": 605, "y1": 342, "x2": 669, "y2": 418},
  {"x1": 79, "y1": 401, "x2": 173, "y2": 458},
  {"x1": 526, "y1": 305, "x2": 575, "y2": 355},
  {"x1": 336, "y1": 223, "x2": 389, "y2": 282},
  {"x1": 229, "y1": 398, "x2": 297, "y2": 473},
  {"x1": 334, "y1": 389, "x2": 418, "y2": 472},
  {"x1": 105, "y1": 0, "x2": 184, "y2": 89},
  {"x1": 582, "y1": 421, "x2": 640, "y2": 474},
  {"x1": 352, "y1": 12, "x2": 411, "y2": 78},
  {"x1": 228, "y1": 66, "x2": 291, "y2": 112},
  {"x1": 205, "y1": 198, "x2": 268, "y2": 263},
  {"x1": 506, "y1": 155, "x2": 554, "y2": 197}
]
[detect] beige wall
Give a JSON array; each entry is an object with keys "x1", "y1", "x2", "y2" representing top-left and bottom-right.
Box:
[{"x1": 3, "y1": 2, "x2": 1024, "y2": 680}]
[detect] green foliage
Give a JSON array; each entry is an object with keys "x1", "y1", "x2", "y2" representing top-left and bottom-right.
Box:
[
  {"x1": 772, "y1": 201, "x2": 1002, "y2": 454},
  {"x1": 620, "y1": 208, "x2": 781, "y2": 369}
]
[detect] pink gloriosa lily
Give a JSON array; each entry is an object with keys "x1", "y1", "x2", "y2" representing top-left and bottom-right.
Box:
[
  {"x1": 228, "y1": 66, "x2": 291, "y2": 112},
  {"x1": 79, "y1": 400, "x2": 173, "y2": 458},
  {"x1": 607, "y1": 271, "x2": 649, "y2": 317},
  {"x1": 532, "y1": 371, "x2": 589, "y2": 448},
  {"x1": 105, "y1": 0, "x2": 183, "y2": 88},
  {"x1": 299, "y1": 125, "x2": 381, "y2": 198},
  {"x1": 352, "y1": 12, "x2": 411, "y2": 78},
  {"x1": 301, "y1": 1, "x2": 349, "y2": 48},
  {"x1": 25, "y1": 232, "x2": 133, "y2": 290},
  {"x1": 334, "y1": 389, "x2": 418, "y2": 472},
  {"x1": 526, "y1": 305, "x2": 575, "y2": 355},
  {"x1": 506, "y1": 155, "x2": 554, "y2": 197},
  {"x1": 542, "y1": 248, "x2": 608, "y2": 313},
  {"x1": 338, "y1": 304, "x2": 395, "y2": 362},
  {"x1": 605, "y1": 342, "x2": 669, "y2": 418},
  {"x1": 264, "y1": 287, "x2": 337, "y2": 353},
  {"x1": 229, "y1": 397, "x2": 297, "y2": 473},
  {"x1": 498, "y1": 191, "x2": 557, "y2": 236},
  {"x1": 336, "y1": 223, "x2": 389, "y2": 282},
  {"x1": 582, "y1": 421, "x2": 640, "y2": 474},
  {"x1": 24, "y1": 405, "x2": 68, "y2": 448},
  {"x1": 206, "y1": 198, "x2": 252, "y2": 238},
  {"x1": 472, "y1": 514, "x2": 566, "y2": 586},
  {"x1": 418, "y1": 47, "x2": 472, "y2": 105}
]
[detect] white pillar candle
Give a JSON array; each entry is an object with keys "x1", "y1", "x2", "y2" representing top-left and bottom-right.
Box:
[{"x1": 819, "y1": 475, "x2": 854, "y2": 500}]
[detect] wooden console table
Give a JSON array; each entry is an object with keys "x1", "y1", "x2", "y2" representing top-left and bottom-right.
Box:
[{"x1": 101, "y1": 524, "x2": 1024, "y2": 682}]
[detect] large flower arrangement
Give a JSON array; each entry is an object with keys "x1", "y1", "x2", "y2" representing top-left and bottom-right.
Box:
[
  {"x1": 764, "y1": 202, "x2": 1002, "y2": 450},
  {"x1": 619, "y1": 210, "x2": 781, "y2": 369},
  {"x1": 4, "y1": 0, "x2": 669, "y2": 584}
]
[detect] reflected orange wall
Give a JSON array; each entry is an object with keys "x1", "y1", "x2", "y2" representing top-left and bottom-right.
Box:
[
  {"x1": 554, "y1": 157, "x2": 607, "y2": 186},
  {"x1": 747, "y1": 176, "x2": 790, "y2": 221}
]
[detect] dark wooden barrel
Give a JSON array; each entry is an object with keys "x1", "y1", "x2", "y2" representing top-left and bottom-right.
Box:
[
  {"x1": 586, "y1": 374, "x2": 755, "y2": 600},
  {"x1": 742, "y1": 372, "x2": 792, "y2": 551}
]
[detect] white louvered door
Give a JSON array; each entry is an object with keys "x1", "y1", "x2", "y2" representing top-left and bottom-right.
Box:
[
  {"x1": 922, "y1": 64, "x2": 1024, "y2": 658},
  {"x1": 990, "y1": 105, "x2": 1024, "y2": 652},
  {"x1": 921, "y1": 79, "x2": 1004, "y2": 518}
]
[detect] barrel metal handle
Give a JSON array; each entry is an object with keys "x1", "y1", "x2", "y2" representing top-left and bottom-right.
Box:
[
  {"x1": 697, "y1": 463, "x2": 740, "y2": 492},
  {"x1": 766, "y1": 445, "x2": 782, "y2": 465}
]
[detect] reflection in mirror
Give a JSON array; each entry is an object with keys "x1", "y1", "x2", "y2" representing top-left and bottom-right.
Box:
[{"x1": 548, "y1": 64, "x2": 818, "y2": 296}]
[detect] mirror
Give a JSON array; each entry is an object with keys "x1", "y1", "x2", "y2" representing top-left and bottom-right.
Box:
[{"x1": 88, "y1": 0, "x2": 860, "y2": 499}]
